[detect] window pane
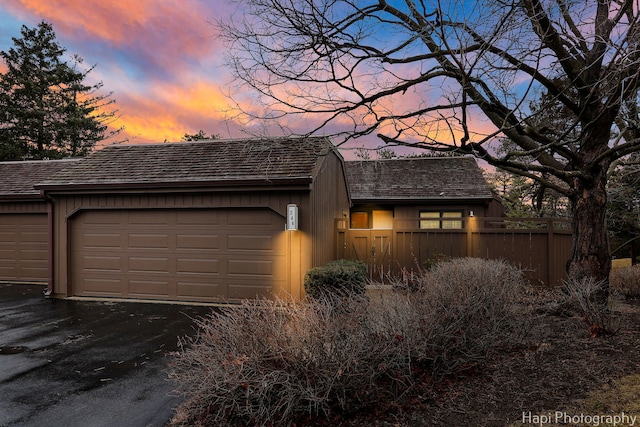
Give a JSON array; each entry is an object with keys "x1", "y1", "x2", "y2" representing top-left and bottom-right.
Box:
[
  {"x1": 351, "y1": 212, "x2": 369, "y2": 229},
  {"x1": 442, "y1": 211, "x2": 462, "y2": 218},
  {"x1": 420, "y1": 212, "x2": 439, "y2": 219},
  {"x1": 420, "y1": 220, "x2": 440, "y2": 229},
  {"x1": 372, "y1": 210, "x2": 393, "y2": 229}
]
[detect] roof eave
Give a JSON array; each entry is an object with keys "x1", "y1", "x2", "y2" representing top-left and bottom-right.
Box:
[
  {"x1": 351, "y1": 196, "x2": 494, "y2": 204},
  {"x1": 0, "y1": 193, "x2": 44, "y2": 202},
  {"x1": 35, "y1": 176, "x2": 314, "y2": 193}
]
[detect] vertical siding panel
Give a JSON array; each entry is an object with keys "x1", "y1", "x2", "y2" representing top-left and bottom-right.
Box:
[{"x1": 310, "y1": 152, "x2": 350, "y2": 268}]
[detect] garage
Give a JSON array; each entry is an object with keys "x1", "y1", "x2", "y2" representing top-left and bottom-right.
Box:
[
  {"x1": 71, "y1": 208, "x2": 286, "y2": 302},
  {"x1": 37, "y1": 137, "x2": 351, "y2": 303},
  {"x1": 0, "y1": 213, "x2": 48, "y2": 283},
  {"x1": 0, "y1": 159, "x2": 78, "y2": 284}
]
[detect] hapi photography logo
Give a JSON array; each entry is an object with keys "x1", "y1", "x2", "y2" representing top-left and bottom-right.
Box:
[{"x1": 522, "y1": 411, "x2": 638, "y2": 426}]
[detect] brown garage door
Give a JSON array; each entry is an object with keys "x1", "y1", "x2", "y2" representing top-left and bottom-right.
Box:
[
  {"x1": 71, "y1": 208, "x2": 287, "y2": 302},
  {"x1": 0, "y1": 213, "x2": 49, "y2": 283}
]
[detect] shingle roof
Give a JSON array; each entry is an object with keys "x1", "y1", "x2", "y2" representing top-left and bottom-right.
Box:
[
  {"x1": 0, "y1": 159, "x2": 80, "y2": 198},
  {"x1": 37, "y1": 137, "x2": 336, "y2": 190},
  {"x1": 345, "y1": 157, "x2": 493, "y2": 201}
]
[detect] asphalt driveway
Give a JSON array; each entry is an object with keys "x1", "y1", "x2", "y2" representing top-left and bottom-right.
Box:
[{"x1": 0, "y1": 283, "x2": 212, "y2": 427}]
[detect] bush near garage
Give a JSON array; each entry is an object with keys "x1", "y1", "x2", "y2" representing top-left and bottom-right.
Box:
[
  {"x1": 303, "y1": 259, "x2": 367, "y2": 299},
  {"x1": 168, "y1": 258, "x2": 527, "y2": 427}
]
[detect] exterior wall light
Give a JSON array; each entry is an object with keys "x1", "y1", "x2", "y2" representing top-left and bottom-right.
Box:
[{"x1": 287, "y1": 204, "x2": 299, "y2": 230}]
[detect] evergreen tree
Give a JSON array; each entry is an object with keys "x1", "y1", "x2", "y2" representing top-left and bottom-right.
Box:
[{"x1": 0, "y1": 21, "x2": 120, "y2": 160}]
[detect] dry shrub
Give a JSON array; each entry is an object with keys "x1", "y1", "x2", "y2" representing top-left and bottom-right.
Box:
[
  {"x1": 560, "y1": 277, "x2": 620, "y2": 336},
  {"x1": 403, "y1": 257, "x2": 528, "y2": 374},
  {"x1": 610, "y1": 265, "x2": 640, "y2": 299},
  {"x1": 168, "y1": 258, "x2": 526, "y2": 426}
]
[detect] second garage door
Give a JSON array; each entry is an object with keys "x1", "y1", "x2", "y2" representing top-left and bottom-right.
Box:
[
  {"x1": 71, "y1": 208, "x2": 287, "y2": 302},
  {"x1": 0, "y1": 213, "x2": 49, "y2": 283}
]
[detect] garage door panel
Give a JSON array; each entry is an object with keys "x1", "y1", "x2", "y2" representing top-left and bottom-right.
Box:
[
  {"x1": 0, "y1": 249, "x2": 14, "y2": 260},
  {"x1": 228, "y1": 259, "x2": 274, "y2": 276},
  {"x1": 0, "y1": 213, "x2": 49, "y2": 283},
  {"x1": 228, "y1": 235, "x2": 275, "y2": 251},
  {"x1": 21, "y1": 249, "x2": 48, "y2": 260},
  {"x1": 128, "y1": 233, "x2": 169, "y2": 249},
  {"x1": 176, "y1": 234, "x2": 219, "y2": 250},
  {"x1": 177, "y1": 258, "x2": 219, "y2": 274},
  {"x1": 20, "y1": 228, "x2": 47, "y2": 241},
  {"x1": 72, "y1": 208, "x2": 286, "y2": 302},
  {"x1": 82, "y1": 277, "x2": 124, "y2": 294},
  {"x1": 128, "y1": 212, "x2": 169, "y2": 225},
  {"x1": 82, "y1": 255, "x2": 122, "y2": 272},
  {"x1": 0, "y1": 231, "x2": 15, "y2": 243},
  {"x1": 128, "y1": 280, "x2": 170, "y2": 296},
  {"x1": 82, "y1": 233, "x2": 122, "y2": 249},
  {"x1": 128, "y1": 257, "x2": 170, "y2": 273},
  {"x1": 177, "y1": 282, "x2": 225, "y2": 299}
]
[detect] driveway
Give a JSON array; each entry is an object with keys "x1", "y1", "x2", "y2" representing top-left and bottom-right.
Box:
[{"x1": 0, "y1": 283, "x2": 212, "y2": 427}]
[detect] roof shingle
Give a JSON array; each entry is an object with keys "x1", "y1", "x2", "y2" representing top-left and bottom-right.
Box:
[
  {"x1": 0, "y1": 159, "x2": 80, "y2": 197},
  {"x1": 345, "y1": 157, "x2": 493, "y2": 201},
  {"x1": 37, "y1": 137, "x2": 336, "y2": 190}
]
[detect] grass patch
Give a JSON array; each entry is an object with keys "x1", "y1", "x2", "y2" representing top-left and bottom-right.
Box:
[
  {"x1": 513, "y1": 374, "x2": 640, "y2": 427},
  {"x1": 611, "y1": 265, "x2": 640, "y2": 299}
]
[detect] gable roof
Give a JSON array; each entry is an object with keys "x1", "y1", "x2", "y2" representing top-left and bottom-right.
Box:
[
  {"x1": 345, "y1": 157, "x2": 493, "y2": 202},
  {"x1": 37, "y1": 137, "x2": 338, "y2": 191},
  {"x1": 0, "y1": 159, "x2": 80, "y2": 200}
]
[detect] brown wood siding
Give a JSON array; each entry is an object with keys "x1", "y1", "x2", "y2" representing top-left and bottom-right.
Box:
[
  {"x1": 310, "y1": 152, "x2": 350, "y2": 268},
  {"x1": 0, "y1": 212, "x2": 48, "y2": 283},
  {"x1": 0, "y1": 201, "x2": 48, "y2": 214},
  {"x1": 338, "y1": 217, "x2": 572, "y2": 286},
  {"x1": 51, "y1": 190, "x2": 312, "y2": 301}
]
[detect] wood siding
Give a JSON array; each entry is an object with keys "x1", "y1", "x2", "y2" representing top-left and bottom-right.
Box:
[
  {"x1": 310, "y1": 153, "x2": 351, "y2": 268},
  {"x1": 0, "y1": 201, "x2": 48, "y2": 214},
  {"x1": 337, "y1": 216, "x2": 572, "y2": 286}
]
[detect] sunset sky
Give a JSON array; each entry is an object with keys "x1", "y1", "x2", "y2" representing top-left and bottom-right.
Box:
[
  {"x1": 0, "y1": 1, "x2": 495, "y2": 159},
  {"x1": 0, "y1": 1, "x2": 270, "y2": 148}
]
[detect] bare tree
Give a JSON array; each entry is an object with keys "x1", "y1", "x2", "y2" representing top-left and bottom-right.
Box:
[{"x1": 220, "y1": 0, "x2": 640, "y2": 301}]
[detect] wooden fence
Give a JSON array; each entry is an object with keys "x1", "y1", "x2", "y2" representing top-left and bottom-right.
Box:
[{"x1": 335, "y1": 216, "x2": 573, "y2": 286}]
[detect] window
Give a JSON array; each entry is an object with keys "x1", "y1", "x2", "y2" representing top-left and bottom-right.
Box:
[
  {"x1": 372, "y1": 210, "x2": 393, "y2": 229},
  {"x1": 350, "y1": 209, "x2": 394, "y2": 229},
  {"x1": 350, "y1": 211, "x2": 369, "y2": 229},
  {"x1": 419, "y1": 211, "x2": 463, "y2": 229}
]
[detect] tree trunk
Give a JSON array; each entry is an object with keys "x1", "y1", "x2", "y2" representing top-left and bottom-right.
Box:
[{"x1": 567, "y1": 167, "x2": 611, "y2": 304}]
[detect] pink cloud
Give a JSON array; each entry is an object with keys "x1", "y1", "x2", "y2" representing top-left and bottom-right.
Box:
[{"x1": 2, "y1": 0, "x2": 225, "y2": 75}]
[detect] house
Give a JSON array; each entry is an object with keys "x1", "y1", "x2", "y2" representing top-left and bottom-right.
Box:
[
  {"x1": 33, "y1": 137, "x2": 350, "y2": 303},
  {"x1": 339, "y1": 157, "x2": 570, "y2": 285},
  {"x1": 340, "y1": 157, "x2": 501, "y2": 279},
  {"x1": 0, "y1": 159, "x2": 79, "y2": 283},
  {"x1": 1, "y1": 144, "x2": 567, "y2": 300},
  {"x1": 345, "y1": 156, "x2": 502, "y2": 229}
]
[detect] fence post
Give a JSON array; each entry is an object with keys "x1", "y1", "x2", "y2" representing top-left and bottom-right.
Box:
[{"x1": 466, "y1": 215, "x2": 476, "y2": 257}]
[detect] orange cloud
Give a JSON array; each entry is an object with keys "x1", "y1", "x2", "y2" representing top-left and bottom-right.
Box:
[{"x1": 102, "y1": 78, "x2": 236, "y2": 145}]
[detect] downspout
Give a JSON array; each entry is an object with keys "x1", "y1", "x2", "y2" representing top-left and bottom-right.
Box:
[{"x1": 43, "y1": 192, "x2": 54, "y2": 297}]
